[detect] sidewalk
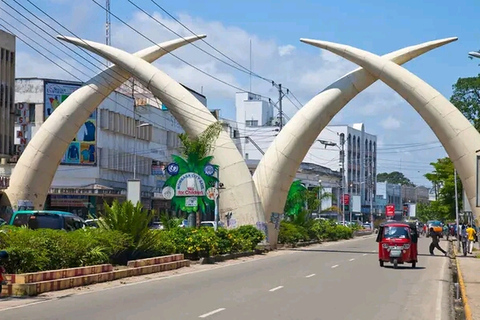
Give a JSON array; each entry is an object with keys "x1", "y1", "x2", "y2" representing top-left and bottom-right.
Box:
[{"x1": 455, "y1": 242, "x2": 480, "y2": 320}]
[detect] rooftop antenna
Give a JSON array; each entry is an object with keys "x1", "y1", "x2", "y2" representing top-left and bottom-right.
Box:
[{"x1": 105, "y1": 0, "x2": 112, "y2": 66}]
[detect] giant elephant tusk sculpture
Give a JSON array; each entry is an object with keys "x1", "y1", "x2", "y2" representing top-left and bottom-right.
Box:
[
  {"x1": 254, "y1": 37, "x2": 457, "y2": 223},
  {"x1": 57, "y1": 36, "x2": 267, "y2": 231},
  {"x1": 4, "y1": 35, "x2": 206, "y2": 211},
  {"x1": 301, "y1": 38, "x2": 480, "y2": 219}
]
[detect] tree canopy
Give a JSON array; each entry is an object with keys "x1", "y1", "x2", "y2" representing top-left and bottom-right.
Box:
[
  {"x1": 450, "y1": 75, "x2": 480, "y2": 131},
  {"x1": 417, "y1": 157, "x2": 462, "y2": 222},
  {"x1": 376, "y1": 171, "x2": 415, "y2": 186}
]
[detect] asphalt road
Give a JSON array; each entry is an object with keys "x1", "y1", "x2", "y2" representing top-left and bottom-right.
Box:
[{"x1": 1, "y1": 235, "x2": 451, "y2": 320}]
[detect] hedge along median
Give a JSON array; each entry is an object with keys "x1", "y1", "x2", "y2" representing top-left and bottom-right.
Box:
[
  {"x1": 277, "y1": 220, "x2": 359, "y2": 247},
  {"x1": 0, "y1": 224, "x2": 265, "y2": 274}
]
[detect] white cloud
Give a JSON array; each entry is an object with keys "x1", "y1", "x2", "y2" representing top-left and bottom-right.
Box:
[
  {"x1": 278, "y1": 45, "x2": 295, "y2": 57},
  {"x1": 380, "y1": 116, "x2": 401, "y2": 130}
]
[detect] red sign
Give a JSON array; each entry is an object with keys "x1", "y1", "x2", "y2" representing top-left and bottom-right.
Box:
[
  {"x1": 385, "y1": 204, "x2": 395, "y2": 217},
  {"x1": 342, "y1": 194, "x2": 350, "y2": 205}
]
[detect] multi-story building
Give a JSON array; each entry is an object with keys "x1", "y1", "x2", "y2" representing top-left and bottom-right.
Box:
[
  {"x1": 1, "y1": 77, "x2": 194, "y2": 218},
  {"x1": 375, "y1": 181, "x2": 402, "y2": 218},
  {"x1": 235, "y1": 92, "x2": 377, "y2": 221},
  {"x1": 0, "y1": 30, "x2": 15, "y2": 161}
]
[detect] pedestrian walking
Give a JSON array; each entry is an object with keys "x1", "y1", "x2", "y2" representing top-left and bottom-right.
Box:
[
  {"x1": 466, "y1": 224, "x2": 476, "y2": 254},
  {"x1": 429, "y1": 227, "x2": 447, "y2": 256}
]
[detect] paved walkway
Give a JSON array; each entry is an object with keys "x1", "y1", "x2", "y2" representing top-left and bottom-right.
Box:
[{"x1": 455, "y1": 241, "x2": 480, "y2": 320}]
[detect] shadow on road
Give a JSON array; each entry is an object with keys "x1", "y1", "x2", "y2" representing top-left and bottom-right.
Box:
[{"x1": 382, "y1": 265, "x2": 426, "y2": 270}]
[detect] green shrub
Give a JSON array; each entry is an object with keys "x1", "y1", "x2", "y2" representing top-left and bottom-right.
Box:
[
  {"x1": 0, "y1": 227, "x2": 131, "y2": 273},
  {"x1": 235, "y1": 225, "x2": 265, "y2": 250},
  {"x1": 278, "y1": 222, "x2": 309, "y2": 245},
  {"x1": 183, "y1": 227, "x2": 218, "y2": 259},
  {"x1": 97, "y1": 200, "x2": 159, "y2": 257},
  {"x1": 152, "y1": 230, "x2": 177, "y2": 256}
]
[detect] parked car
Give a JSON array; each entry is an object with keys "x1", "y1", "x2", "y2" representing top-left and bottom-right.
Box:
[
  {"x1": 363, "y1": 223, "x2": 372, "y2": 229},
  {"x1": 150, "y1": 221, "x2": 164, "y2": 230},
  {"x1": 200, "y1": 221, "x2": 225, "y2": 228},
  {"x1": 85, "y1": 219, "x2": 99, "y2": 228},
  {"x1": 9, "y1": 210, "x2": 85, "y2": 231}
]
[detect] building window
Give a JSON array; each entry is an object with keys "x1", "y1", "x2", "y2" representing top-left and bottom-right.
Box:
[
  {"x1": 245, "y1": 120, "x2": 258, "y2": 127},
  {"x1": 29, "y1": 104, "x2": 35, "y2": 123}
]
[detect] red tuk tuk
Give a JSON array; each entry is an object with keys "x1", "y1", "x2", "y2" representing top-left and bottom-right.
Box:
[{"x1": 376, "y1": 221, "x2": 418, "y2": 269}]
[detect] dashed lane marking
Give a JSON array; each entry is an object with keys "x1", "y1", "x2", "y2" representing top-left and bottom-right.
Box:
[
  {"x1": 269, "y1": 286, "x2": 284, "y2": 292},
  {"x1": 305, "y1": 274, "x2": 316, "y2": 278},
  {"x1": 199, "y1": 308, "x2": 226, "y2": 318},
  {"x1": 331, "y1": 265, "x2": 339, "y2": 269}
]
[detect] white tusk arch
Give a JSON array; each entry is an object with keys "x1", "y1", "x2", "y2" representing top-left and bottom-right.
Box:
[
  {"x1": 301, "y1": 38, "x2": 480, "y2": 219},
  {"x1": 5, "y1": 35, "x2": 206, "y2": 211},
  {"x1": 57, "y1": 36, "x2": 266, "y2": 230},
  {"x1": 254, "y1": 37, "x2": 457, "y2": 222}
]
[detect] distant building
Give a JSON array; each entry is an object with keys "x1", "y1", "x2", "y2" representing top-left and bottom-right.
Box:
[
  {"x1": 375, "y1": 181, "x2": 402, "y2": 217},
  {"x1": 401, "y1": 185, "x2": 429, "y2": 204},
  {"x1": 234, "y1": 92, "x2": 377, "y2": 221},
  {"x1": 246, "y1": 159, "x2": 342, "y2": 217},
  {"x1": 0, "y1": 30, "x2": 15, "y2": 160}
]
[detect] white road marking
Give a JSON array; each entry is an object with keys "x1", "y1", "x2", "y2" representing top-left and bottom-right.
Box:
[
  {"x1": 269, "y1": 286, "x2": 284, "y2": 292},
  {"x1": 363, "y1": 254, "x2": 367, "y2": 256},
  {"x1": 305, "y1": 274, "x2": 316, "y2": 278},
  {"x1": 199, "y1": 308, "x2": 226, "y2": 318},
  {"x1": 435, "y1": 258, "x2": 447, "y2": 320},
  {"x1": 331, "y1": 265, "x2": 339, "y2": 269},
  {"x1": 372, "y1": 250, "x2": 376, "y2": 252},
  {"x1": 349, "y1": 258, "x2": 355, "y2": 261}
]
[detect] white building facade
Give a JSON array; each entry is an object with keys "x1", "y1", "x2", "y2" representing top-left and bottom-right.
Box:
[{"x1": 3, "y1": 78, "x2": 190, "y2": 218}]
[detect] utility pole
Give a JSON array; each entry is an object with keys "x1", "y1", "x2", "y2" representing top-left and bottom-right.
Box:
[
  {"x1": 455, "y1": 169, "x2": 460, "y2": 251},
  {"x1": 272, "y1": 82, "x2": 288, "y2": 131},
  {"x1": 368, "y1": 156, "x2": 374, "y2": 229},
  {"x1": 339, "y1": 133, "x2": 346, "y2": 224},
  {"x1": 105, "y1": 0, "x2": 112, "y2": 66}
]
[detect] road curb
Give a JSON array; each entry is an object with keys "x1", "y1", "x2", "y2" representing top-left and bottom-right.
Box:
[{"x1": 453, "y1": 245, "x2": 473, "y2": 320}]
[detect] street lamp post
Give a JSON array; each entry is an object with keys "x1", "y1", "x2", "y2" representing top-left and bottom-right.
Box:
[
  {"x1": 455, "y1": 169, "x2": 460, "y2": 251},
  {"x1": 318, "y1": 179, "x2": 322, "y2": 218},
  {"x1": 133, "y1": 122, "x2": 152, "y2": 180}
]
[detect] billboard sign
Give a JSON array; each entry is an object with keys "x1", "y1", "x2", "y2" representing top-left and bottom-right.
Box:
[
  {"x1": 44, "y1": 81, "x2": 97, "y2": 166},
  {"x1": 386, "y1": 204, "x2": 395, "y2": 217},
  {"x1": 175, "y1": 173, "x2": 206, "y2": 197}
]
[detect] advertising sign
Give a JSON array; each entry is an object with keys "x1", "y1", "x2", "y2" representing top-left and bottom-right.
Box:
[
  {"x1": 14, "y1": 103, "x2": 31, "y2": 155},
  {"x1": 44, "y1": 81, "x2": 97, "y2": 166},
  {"x1": 386, "y1": 204, "x2": 395, "y2": 217},
  {"x1": 175, "y1": 173, "x2": 206, "y2": 196}
]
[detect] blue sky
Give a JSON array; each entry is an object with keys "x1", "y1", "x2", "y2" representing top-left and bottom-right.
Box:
[{"x1": 2, "y1": 0, "x2": 480, "y2": 186}]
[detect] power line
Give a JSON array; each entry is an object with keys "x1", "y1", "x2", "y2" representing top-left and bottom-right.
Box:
[
  {"x1": 129, "y1": 0, "x2": 274, "y2": 84},
  {"x1": 6, "y1": 1, "x2": 266, "y2": 135},
  {"x1": 90, "y1": 0, "x2": 256, "y2": 95}
]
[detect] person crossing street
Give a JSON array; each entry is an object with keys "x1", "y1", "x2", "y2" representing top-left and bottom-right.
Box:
[{"x1": 429, "y1": 227, "x2": 447, "y2": 256}]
